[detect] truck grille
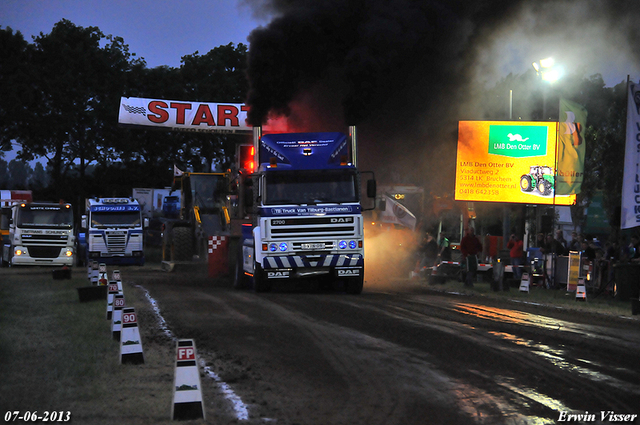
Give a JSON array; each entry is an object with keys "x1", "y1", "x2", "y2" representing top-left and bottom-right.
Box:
[
  {"x1": 106, "y1": 232, "x2": 126, "y2": 253},
  {"x1": 267, "y1": 216, "x2": 358, "y2": 239},
  {"x1": 28, "y1": 246, "x2": 62, "y2": 258}
]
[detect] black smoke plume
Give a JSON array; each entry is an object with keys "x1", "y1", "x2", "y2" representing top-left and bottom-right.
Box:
[{"x1": 245, "y1": 0, "x2": 640, "y2": 189}]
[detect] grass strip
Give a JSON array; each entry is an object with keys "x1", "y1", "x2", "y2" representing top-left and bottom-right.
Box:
[{"x1": 0, "y1": 269, "x2": 175, "y2": 424}]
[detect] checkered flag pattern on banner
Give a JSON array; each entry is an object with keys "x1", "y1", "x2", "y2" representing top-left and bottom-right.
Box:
[{"x1": 122, "y1": 103, "x2": 147, "y2": 116}]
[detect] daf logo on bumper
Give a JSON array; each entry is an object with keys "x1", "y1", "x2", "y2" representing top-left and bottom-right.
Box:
[
  {"x1": 267, "y1": 271, "x2": 290, "y2": 279},
  {"x1": 331, "y1": 217, "x2": 354, "y2": 223},
  {"x1": 338, "y1": 269, "x2": 360, "y2": 276}
]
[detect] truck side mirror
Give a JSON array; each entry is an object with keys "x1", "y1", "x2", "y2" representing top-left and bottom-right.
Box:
[
  {"x1": 367, "y1": 179, "x2": 376, "y2": 199},
  {"x1": 81, "y1": 215, "x2": 87, "y2": 229}
]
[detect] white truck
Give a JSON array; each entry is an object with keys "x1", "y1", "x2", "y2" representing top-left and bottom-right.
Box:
[
  {"x1": 81, "y1": 198, "x2": 148, "y2": 266},
  {"x1": 1, "y1": 201, "x2": 75, "y2": 267}
]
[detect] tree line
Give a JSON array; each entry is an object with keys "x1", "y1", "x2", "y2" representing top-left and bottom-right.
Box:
[{"x1": 1, "y1": 19, "x2": 249, "y2": 204}]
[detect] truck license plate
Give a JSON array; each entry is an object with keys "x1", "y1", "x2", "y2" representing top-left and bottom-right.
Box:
[{"x1": 301, "y1": 243, "x2": 324, "y2": 249}]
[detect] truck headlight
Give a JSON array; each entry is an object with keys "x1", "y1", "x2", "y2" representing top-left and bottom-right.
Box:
[
  {"x1": 279, "y1": 243, "x2": 288, "y2": 252},
  {"x1": 15, "y1": 248, "x2": 25, "y2": 256},
  {"x1": 269, "y1": 243, "x2": 278, "y2": 252},
  {"x1": 339, "y1": 240, "x2": 347, "y2": 249},
  {"x1": 64, "y1": 249, "x2": 73, "y2": 257},
  {"x1": 349, "y1": 240, "x2": 357, "y2": 249}
]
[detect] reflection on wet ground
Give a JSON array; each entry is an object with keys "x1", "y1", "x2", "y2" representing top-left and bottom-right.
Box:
[{"x1": 489, "y1": 330, "x2": 640, "y2": 396}]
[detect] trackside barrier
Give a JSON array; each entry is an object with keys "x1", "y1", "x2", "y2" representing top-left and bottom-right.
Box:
[
  {"x1": 112, "y1": 269, "x2": 121, "y2": 282},
  {"x1": 519, "y1": 272, "x2": 530, "y2": 293},
  {"x1": 208, "y1": 236, "x2": 229, "y2": 278},
  {"x1": 111, "y1": 294, "x2": 125, "y2": 341},
  {"x1": 90, "y1": 261, "x2": 99, "y2": 285},
  {"x1": 120, "y1": 307, "x2": 145, "y2": 364},
  {"x1": 576, "y1": 278, "x2": 587, "y2": 301},
  {"x1": 106, "y1": 282, "x2": 119, "y2": 320},
  {"x1": 172, "y1": 339, "x2": 205, "y2": 420}
]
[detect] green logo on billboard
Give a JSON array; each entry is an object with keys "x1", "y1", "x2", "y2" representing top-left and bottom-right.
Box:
[{"x1": 488, "y1": 125, "x2": 548, "y2": 158}]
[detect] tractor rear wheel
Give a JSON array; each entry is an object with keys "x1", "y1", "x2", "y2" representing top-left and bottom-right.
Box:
[{"x1": 538, "y1": 180, "x2": 552, "y2": 196}]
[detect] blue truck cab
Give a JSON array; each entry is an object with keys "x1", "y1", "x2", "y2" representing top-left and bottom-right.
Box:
[{"x1": 235, "y1": 126, "x2": 376, "y2": 294}]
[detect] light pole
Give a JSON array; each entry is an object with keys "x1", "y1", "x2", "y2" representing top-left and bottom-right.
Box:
[
  {"x1": 532, "y1": 57, "x2": 565, "y2": 287},
  {"x1": 532, "y1": 57, "x2": 564, "y2": 120}
]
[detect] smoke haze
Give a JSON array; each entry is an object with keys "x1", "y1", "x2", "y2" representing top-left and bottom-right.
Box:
[{"x1": 243, "y1": 0, "x2": 640, "y2": 196}]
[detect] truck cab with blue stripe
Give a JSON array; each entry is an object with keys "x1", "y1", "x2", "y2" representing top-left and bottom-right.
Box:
[
  {"x1": 81, "y1": 198, "x2": 148, "y2": 266},
  {"x1": 235, "y1": 127, "x2": 376, "y2": 293}
]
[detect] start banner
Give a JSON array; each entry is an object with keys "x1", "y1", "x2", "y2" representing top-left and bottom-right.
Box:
[
  {"x1": 118, "y1": 97, "x2": 252, "y2": 134},
  {"x1": 455, "y1": 121, "x2": 576, "y2": 205}
]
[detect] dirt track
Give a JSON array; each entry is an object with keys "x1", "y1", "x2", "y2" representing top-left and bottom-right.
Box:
[{"x1": 125, "y1": 266, "x2": 640, "y2": 425}]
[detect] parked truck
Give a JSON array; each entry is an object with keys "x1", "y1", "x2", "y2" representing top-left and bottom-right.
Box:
[
  {"x1": 80, "y1": 197, "x2": 148, "y2": 266},
  {"x1": 234, "y1": 126, "x2": 376, "y2": 294},
  {"x1": 1, "y1": 190, "x2": 33, "y2": 246},
  {"x1": 1, "y1": 201, "x2": 75, "y2": 267}
]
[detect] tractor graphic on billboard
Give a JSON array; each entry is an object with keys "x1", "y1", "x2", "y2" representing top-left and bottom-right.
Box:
[{"x1": 520, "y1": 165, "x2": 555, "y2": 196}]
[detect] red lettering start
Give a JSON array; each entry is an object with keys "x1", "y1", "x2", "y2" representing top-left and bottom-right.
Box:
[{"x1": 147, "y1": 101, "x2": 248, "y2": 127}]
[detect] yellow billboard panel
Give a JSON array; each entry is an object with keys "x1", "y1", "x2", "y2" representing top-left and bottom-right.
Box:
[{"x1": 455, "y1": 121, "x2": 576, "y2": 205}]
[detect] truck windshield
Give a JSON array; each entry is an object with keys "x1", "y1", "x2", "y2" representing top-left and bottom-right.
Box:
[
  {"x1": 91, "y1": 211, "x2": 141, "y2": 228},
  {"x1": 265, "y1": 169, "x2": 358, "y2": 205},
  {"x1": 17, "y1": 206, "x2": 73, "y2": 228}
]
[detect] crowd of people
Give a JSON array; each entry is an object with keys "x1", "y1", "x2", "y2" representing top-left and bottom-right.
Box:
[{"x1": 415, "y1": 225, "x2": 640, "y2": 290}]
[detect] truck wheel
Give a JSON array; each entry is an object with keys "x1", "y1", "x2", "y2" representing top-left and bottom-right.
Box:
[
  {"x1": 233, "y1": 250, "x2": 249, "y2": 289},
  {"x1": 253, "y1": 263, "x2": 271, "y2": 292},
  {"x1": 345, "y1": 275, "x2": 364, "y2": 294},
  {"x1": 173, "y1": 227, "x2": 194, "y2": 261}
]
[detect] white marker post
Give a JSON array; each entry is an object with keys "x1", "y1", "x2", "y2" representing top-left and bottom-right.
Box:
[
  {"x1": 111, "y1": 294, "x2": 125, "y2": 341},
  {"x1": 106, "y1": 282, "x2": 119, "y2": 320},
  {"x1": 519, "y1": 272, "x2": 530, "y2": 293},
  {"x1": 90, "y1": 261, "x2": 99, "y2": 285},
  {"x1": 120, "y1": 307, "x2": 144, "y2": 365},
  {"x1": 172, "y1": 339, "x2": 205, "y2": 420},
  {"x1": 575, "y1": 278, "x2": 587, "y2": 301},
  {"x1": 98, "y1": 263, "x2": 108, "y2": 286}
]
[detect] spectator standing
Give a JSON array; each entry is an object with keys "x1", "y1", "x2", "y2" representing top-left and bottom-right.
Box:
[
  {"x1": 568, "y1": 231, "x2": 581, "y2": 252},
  {"x1": 507, "y1": 234, "x2": 524, "y2": 279},
  {"x1": 417, "y1": 232, "x2": 439, "y2": 272},
  {"x1": 581, "y1": 240, "x2": 596, "y2": 262},
  {"x1": 438, "y1": 235, "x2": 452, "y2": 261},
  {"x1": 555, "y1": 229, "x2": 568, "y2": 255},
  {"x1": 460, "y1": 227, "x2": 483, "y2": 287},
  {"x1": 536, "y1": 233, "x2": 548, "y2": 252}
]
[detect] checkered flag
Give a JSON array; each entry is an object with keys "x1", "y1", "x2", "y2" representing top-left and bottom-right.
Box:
[{"x1": 122, "y1": 103, "x2": 147, "y2": 116}]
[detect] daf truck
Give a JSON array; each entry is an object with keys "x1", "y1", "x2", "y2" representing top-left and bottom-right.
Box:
[
  {"x1": 1, "y1": 201, "x2": 75, "y2": 267},
  {"x1": 234, "y1": 126, "x2": 376, "y2": 294}
]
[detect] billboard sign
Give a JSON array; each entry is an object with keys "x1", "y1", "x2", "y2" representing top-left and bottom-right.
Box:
[
  {"x1": 455, "y1": 121, "x2": 576, "y2": 205},
  {"x1": 118, "y1": 97, "x2": 252, "y2": 134}
]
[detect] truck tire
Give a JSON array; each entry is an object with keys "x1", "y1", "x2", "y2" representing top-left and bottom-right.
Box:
[
  {"x1": 345, "y1": 275, "x2": 364, "y2": 294},
  {"x1": 173, "y1": 227, "x2": 194, "y2": 261},
  {"x1": 253, "y1": 263, "x2": 271, "y2": 292},
  {"x1": 233, "y1": 249, "x2": 250, "y2": 289}
]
